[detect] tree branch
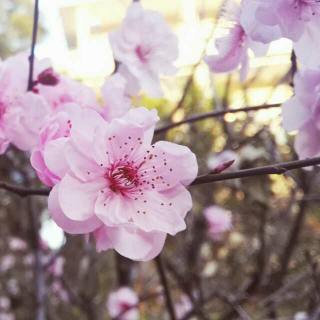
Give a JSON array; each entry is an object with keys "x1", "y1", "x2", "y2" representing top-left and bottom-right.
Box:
[
  {"x1": 155, "y1": 104, "x2": 280, "y2": 135},
  {"x1": 27, "y1": 0, "x2": 40, "y2": 91},
  {"x1": 190, "y1": 157, "x2": 320, "y2": 186},
  {"x1": 155, "y1": 255, "x2": 177, "y2": 320},
  {"x1": 0, "y1": 181, "x2": 50, "y2": 197}
]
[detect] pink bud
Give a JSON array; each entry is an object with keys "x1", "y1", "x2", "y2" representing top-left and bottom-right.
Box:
[
  {"x1": 210, "y1": 159, "x2": 235, "y2": 174},
  {"x1": 37, "y1": 68, "x2": 60, "y2": 86}
]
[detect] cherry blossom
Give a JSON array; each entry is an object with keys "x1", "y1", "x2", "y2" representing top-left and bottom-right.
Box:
[
  {"x1": 49, "y1": 256, "x2": 65, "y2": 278},
  {"x1": 37, "y1": 74, "x2": 99, "y2": 111},
  {"x1": 31, "y1": 103, "x2": 83, "y2": 187},
  {"x1": 47, "y1": 107, "x2": 197, "y2": 260},
  {"x1": 8, "y1": 238, "x2": 27, "y2": 251},
  {"x1": 204, "y1": 206, "x2": 233, "y2": 241},
  {"x1": 109, "y1": 2, "x2": 179, "y2": 97},
  {"x1": 107, "y1": 287, "x2": 139, "y2": 320},
  {"x1": 175, "y1": 295, "x2": 192, "y2": 319},
  {"x1": 204, "y1": 0, "x2": 269, "y2": 81},
  {"x1": 100, "y1": 73, "x2": 131, "y2": 121},
  {"x1": 281, "y1": 69, "x2": 320, "y2": 159},
  {"x1": 51, "y1": 281, "x2": 69, "y2": 303},
  {"x1": 0, "y1": 53, "x2": 50, "y2": 153},
  {"x1": 247, "y1": 0, "x2": 320, "y2": 67}
]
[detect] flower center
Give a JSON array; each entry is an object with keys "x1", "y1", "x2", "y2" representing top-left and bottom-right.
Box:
[
  {"x1": 135, "y1": 45, "x2": 151, "y2": 63},
  {"x1": 107, "y1": 160, "x2": 143, "y2": 194}
]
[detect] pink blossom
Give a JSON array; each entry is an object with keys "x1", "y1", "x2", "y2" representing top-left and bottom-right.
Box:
[
  {"x1": 52, "y1": 280, "x2": 69, "y2": 303},
  {"x1": 49, "y1": 256, "x2": 65, "y2": 277},
  {"x1": 8, "y1": 237, "x2": 27, "y2": 251},
  {"x1": 109, "y1": 3, "x2": 178, "y2": 98},
  {"x1": 0, "y1": 313, "x2": 15, "y2": 320},
  {"x1": 175, "y1": 295, "x2": 192, "y2": 319},
  {"x1": 248, "y1": 0, "x2": 320, "y2": 67},
  {"x1": 204, "y1": 206, "x2": 233, "y2": 241},
  {"x1": 0, "y1": 255, "x2": 15, "y2": 273},
  {"x1": 100, "y1": 73, "x2": 131, "y2": 121},
  {"x1": 31, "y1": 103, "x2": 83, "y2": 187},
  {"x1": 0, "y1": 297, "x2": 10, "y2": 310},
  {"x1": 204, "y1": 0, "x2": 269, "y2": 81},
  {"x1": 281, "y1": 69, "x2": 320, "y2": 159},
  {"x1": 4, "y1": 92, "x2": 51, "y2": 151},
  {"x1": 107, "y1": 287, "x2": 139, "y2": 320},
  {"x1": 255, "y1": 0, "x2": 320, "y2": 41},
  {"x1": 0, "y1": 53, "x2": 50, "y2": 153},
  {"x1": 47, "y1": 107, "x2": 198, "y2": 261},
  {"x1": 37, "y1": 74, "x2": 99, "y2": 111}
]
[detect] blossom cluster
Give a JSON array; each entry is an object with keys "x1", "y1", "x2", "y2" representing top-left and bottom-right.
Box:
[
  {"x1": 204, "y1": 0, "x2": 320, "y2": 160},
  {"x1": 0, "y1": 3, "x2": 198, "y2": 261}
]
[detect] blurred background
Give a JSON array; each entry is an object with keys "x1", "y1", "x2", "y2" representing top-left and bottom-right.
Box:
[{"x1": 0, "y1": 0, "x2": 319, "y2": 319}]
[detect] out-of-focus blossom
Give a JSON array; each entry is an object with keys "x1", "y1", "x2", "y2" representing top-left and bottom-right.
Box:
[
  {"x1": 0, "y1": 297, "x2": 10, "y2": 310},
  {"x1": 207, "y1": 150, "x2": 240, "y2": 172},
  {"x1": 7, "y1": 280, "x2": 19, "y2": 296},
  {"x1": 204, "y1": 206, "x2": 233, "y2": 241},
  {"x1": 23, "y1": 254, "x2": 34, "y2": 266},
  {"x1": 107, "y1": 287, "x2": 139, "y2": 320},
  {"x1": 0, "y1": 255, "x2": 15, "y2": 273},
  {"x1": 47, "y1": 107, "x2": 198, "y2": 261},
  {"x1": 100, "y1": 73, "x2": 131, "y2": 121},
  {"x1": 0, "y1": 313, "x2": 15, "y2": 320},
  {"x1": 52, "y1": 280, "x2": 69, "y2": 303},
  {"x1": 240, "y1": 0, "x2": 282, "y2": 44},
  {"x1": 5, "y1": 92, "x2": 51, "y2": 152},
  {"x1": 175, "y1": 295, "x2": 192, "y2": 319},
  {"x1": 109, "y1": 2, "x2": 178, "y2": 97},
  {"x1": 8, "y1": 237, "x2": 27, "y2": 251},
  {"x1": 0, "y1": 53, "x2": 50, "y2": 154},
  {"x1": 245, "y1": 0, "x2": 320, "y2": 67},
  {"x1": 49, "y1": 256, "x2": 65, "y2": 278},
  {"x1": 38, "y1": 75, "x2": 99, "y2": 111},
  {"x1": 281, "y1": 69, "x2": 320, "y2": 159},
  {"x1": 294, "y1": 312, "x2": 309, "y2": 320},
  {"x1": 204, "y1": 0, "x2": 269, "y2": 81},
  {"x1": 118, "y1": 64, "x2": 141, "y2": 97}
]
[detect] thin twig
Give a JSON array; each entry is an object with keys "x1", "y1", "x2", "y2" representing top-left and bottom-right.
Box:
[
  {"x1": 0, "y1": 181, "x2": 50, "y2": 197},
  {"x1": 190, "y1": 157, "x2": 320, "y2": 186},
  {"x1": 155, "y1": 255, "x2": 177, "y2": 320},
  {"x1": 27, "y1": 0, "x2": 40, "y2": 92},
  {"x1": 155, "y1": 104, "x2": 280, "y2": 135}
]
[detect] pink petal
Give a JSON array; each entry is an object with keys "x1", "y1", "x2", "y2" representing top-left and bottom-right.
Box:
[
  {"x1": 31, "y1": 150, "x2": 57, "y2": 187},
  {"x1": 93, "y1": 226, "x2": 114, "y2": 252},
  {"x1": 44, "y1": 138, "x2": 70, "y2": 179},
  {"x1": 281, "y1": 96, "x2": 310, "y2": 132},
  {"x1": 144, "y1": 141, "x2": 198, "y2": 189},
  {"x1": 106, "y1": 226, "x2": 166, "y2": 261},
  {"x1": 95, "y1": 191, "x2": 133, "y2": 226},
  {"x1": 160, "y1": 183, "x2": 192, "y2": 219},
  {"x1": 49, "y1": 184, "x2": 102, "y2": 234},
  {"x1": 294, "y1": 19, "x2": 320, "y2": 69},
  {"x1": 65, "y1": 141, "x2": 103, "y2": 182},
  {"x1": 130, "y1": 190, "x2": 186, "y2": 235},
  {"x1": 70, "y1": 109, "x2": 106, "y2": 153},
  {"x1": 58, "y1": 173, "x2": 106, "y2": 221},
  {"x1": 295, "y1": 120, "x2": 320, "y2": 159}
]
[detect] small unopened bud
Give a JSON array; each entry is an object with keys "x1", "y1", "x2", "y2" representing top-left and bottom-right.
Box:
[
  {"x1": 37, "y1": 68, "x2": 60, "y2": 86},
  {"x1": 210, "y1": 159, "x2": 235, "y2": 174}
]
